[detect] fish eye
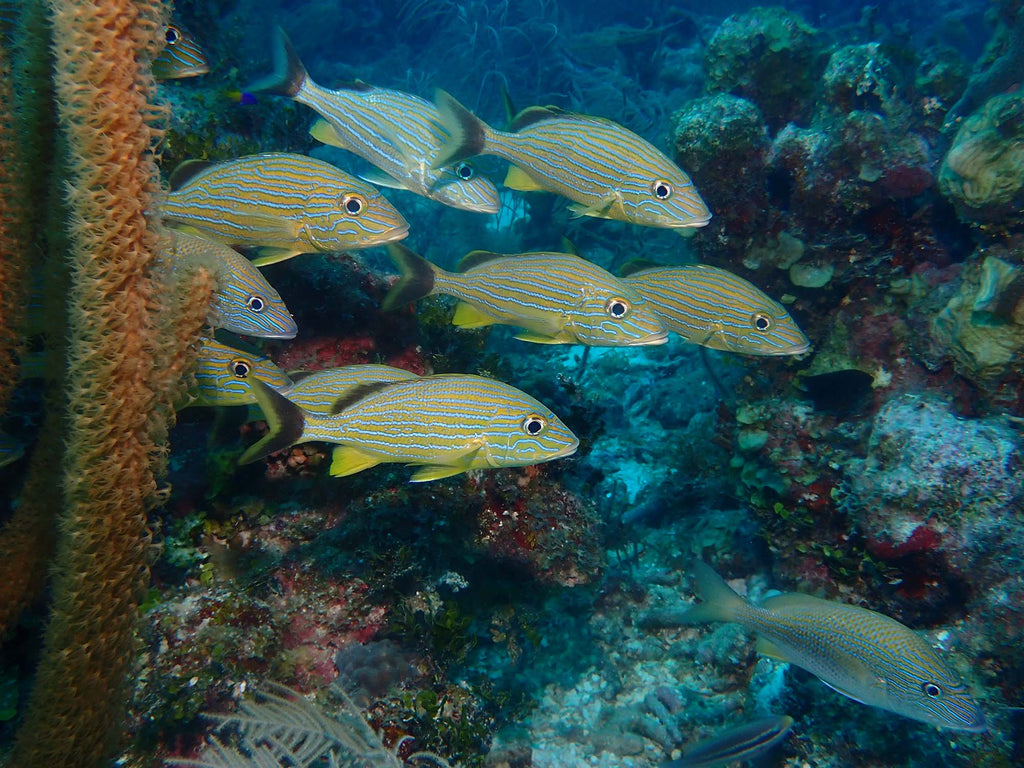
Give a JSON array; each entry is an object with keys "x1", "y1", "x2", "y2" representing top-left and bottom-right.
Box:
[
  {"x1": 922, "y1": 682, "x2": 942, "y2": 698},
  {"x1": 522, "y1": 414, "x2": 546, "y2": 435},
  {"x1": 456, "y1": 162, "x2": 474, "y2": 180},
  {"x1": 341, "y1": 194, "x2": 364, "y2": 216},
  {"x1": 246, "y1": 295, "x2": 266, "y2": 313},
  {"x1": 605, "y1": 297, "x2": 630, "y2": 318},
  {"x1": 165, "y1": 25, "x2": 180, "y2": 44},
  {"x1": 752, "y1": 313, "x2": 773, "y2": 332},
  {"x1": 229, "y1": 358, "x2": 252, "y2": 378},
  {"x1": 651, "y1": 179, "x2": 673, "y2": 200}
]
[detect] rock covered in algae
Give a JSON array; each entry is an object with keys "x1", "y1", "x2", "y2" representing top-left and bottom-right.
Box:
[
  {"x1": 938, "y1": 92, "x2": 1024, "y2": 220},
  {"x1": 821, "y1": 43, "x2": 908, "y2": 123}
]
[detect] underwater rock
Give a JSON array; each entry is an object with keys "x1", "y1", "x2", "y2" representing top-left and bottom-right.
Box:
[
  {"x1": 704, "y1": 6, "x2": 822, "y2": 130},
  {"x1": 821, "y1": 43, "x2": 907, "y2": 123},
  {"x1": 938, "y1": 92, "x2": 1024, "y2": 221}
]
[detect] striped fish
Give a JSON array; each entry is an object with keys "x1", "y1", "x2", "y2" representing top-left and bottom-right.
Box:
[
  {"x1": 662, "y1": 715, "x2": 793, "y2": 768},
  {"x1": 166, "y1": 231, "x2": 297, "y2": 339},
  {"x1": 153, "y1": 24, "x2": 209, "y2": 80},
  {"x1": 433, "y1": 91, "x2": 711, "y2": 229},
  {"x1": 383, "y1": 244, "x2": 668, "y2": 346},
  {"x1": 249, "y1": 27, "x2": 500, "y2": 214},
  {"x1": 678, "y1": 561, "x2": 987, "y2": 732},
  {"x1": 186, "y1": 337, "x2": 292, "y2": 408},
  {"x1": 621, "y1": 262, "x2": 809, "y2": 356},
  {"x1": 281, "y1": 364, "x2": 419, "y2": 413},
  {"x1": 239, "y1": 374, "x2": 579, "y2": 482},
  {"x1": 161, "y1": 152, "x2": 409, "y2": 267}
]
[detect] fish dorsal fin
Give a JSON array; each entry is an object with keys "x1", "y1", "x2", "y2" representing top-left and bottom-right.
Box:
[
  {"x1": 619, "y1": 258, "x2": 664, "y2": 277},
  {"x1": 503, "y1": 165, "x2": 546, "y2": 192},
  {"x1": 510, "y1": 105, "x2": 566, "y2": 130},
  {"x1": 168, "y1": 159, "x2": 213, "y2": 190},
  {"x1": 452, "y1": 301, "x2": 495, "y2": 328},
  {"x1": 761, "y1": 592, "x2": 832, "y2": 613},
  {"x1": 331, "y1": 78, "x2": 374, "y2": 93},
  {"x1": 285, "y1": 369, "x2": 316, "y2": 382},
  {"x1": 457, "y1": 250, "x2": 506, "y2": 272},
  {"x1": 309, "y1": 118, "x2": 348, "y2": 149},
  {"x1": 330, "y1": 445, "x2": 382, "y2": 477},
  {"x1": 329, "y1": 380, "x2": 402, "y2": 414},
  {"x1": 500, "y1": 83, "x2": 517, "y2": 130}
]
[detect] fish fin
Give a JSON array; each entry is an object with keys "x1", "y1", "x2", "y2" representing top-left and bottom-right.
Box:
[
  {"x1": 755, "y1": 636, "x2": 791, "y2": 662},
  {"x1": 513, "y1": 330, "x2": 570, "y2": 344},
  {"x1": 243, "y1": 403, "x2": 265, "y2": 423},
  {"x1": 168, "y1": 159, "x2": 213, "y2": 190},
  {"x1": 500, "y1": 82, "x2": 517, "y2": 130},
  {"x1": 457, "y1": 249, "x2": 505, "y2": 271},
  {"x1": 677, "y1": 227, "x2": 699, "y2": 238},
  {"x1": 251, "y1": 248, "x2": 303, "y2": 267},
  {"x1": 452, "y1": 302, "x2": 495, "y2": 328},
  {"x1": 309, "y1": 118, "x2": 348, "y2": 149},
  {"x1": 618, "y1": 258, "x2": 664, "y2": 277},
  {"x1": 761, "y1": 592, "x2": 832, "y2": 611},
  {"x1": 503, "y1": 165, "x2": 546, "y2": 192},
  {"x1": 329, "y1": 381, "x2": 402, "y2": 415},
  {"x1": 329, "y1": 445, "x2": 382, "y2": 477},
  {"x1": 819, "y1": 677, "x2": 875, "y2": 706},
  {"x1": 238, "y1": 378, "x2": 306, "y2": 464},
  {"x1": 358, "y1": 167, "x2": 410, "y2": 190},
  {"x1": 679, "y1": 560, "x2": 748, "y2": 625},
  {"x1": 432, "y1": 89, "x2": 490, "y2": 169},
  {"x1": 284, "y1": 370, "x2": 316, "y2": 383},
  {"x1": 559, "y1": 237, "x2": 580, "y2": 256},
  {"x1": 510, "y1": 105, "x2": 564, "y2": 131},
  {"x1": 382, "y1": 244, "x2": 437, "y2": 311},
  {"x1": 408, "y1": 463, "x2": 471, "y2": 482},
  {"x1": 246, "y1": 25, "x2": 307, "y2": 97},
  {"x1": 568, "y1": 194, "x2": 621, "y2": 220}
]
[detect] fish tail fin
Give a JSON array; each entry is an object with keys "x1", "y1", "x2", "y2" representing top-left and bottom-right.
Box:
[
  {"x1": 247, "y1": 25, "x2": 307, "y2": 97},
  {"x1": 382, "y1": 244, "x2": 439, "y2": 311},
  {"x1": 432, "y1": 89, "x2": 489, "y2": 169},
  {"x1": 679, "y1": 560, "x2": 748, "y2": 625},
  {"x1": 238, "y1": 378, "x2": 306, "y2": 465}
]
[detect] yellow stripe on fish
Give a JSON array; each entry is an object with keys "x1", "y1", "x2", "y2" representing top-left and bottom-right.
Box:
[
  {"x1": 383, "y1": 244, "x2": 668, "y2": 347},
  {"x1": 239, "y1": 374, "x2": 579, "y2": 482},
  {"x1": 166, "y1": 231, "x2": 297, "y2": 339},
  {"x1": 161, "y1": 152, "x2": 409, "y2": 266},
  {"x1": 186, "y1": 336, "x2": 292, "y2": 408},
  {"x1": 249, "y1": 27, "x2": 500, "y2": 214},
  {"x1": 280, "y1": 364, "x2": 419, "y2": 413},
  {"x1": 433, "y1": 91, "x2": 711, "y2": 230},
  {"x1": 677, "y1": 561, "x2": 986, "y2": 732},
  {"x1": 620, "y1": 262, "x2": 809, "y2": 356},
  {"x1": 153, "y1": 24, "x2": 209, "y2": 80}
]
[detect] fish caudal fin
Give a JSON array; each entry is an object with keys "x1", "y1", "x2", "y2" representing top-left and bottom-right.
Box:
[
  {"x1": 679, "y1": 560, "x2": 748, "y2": 625},
  {"x1": 238, "y1": 378, "x2": 306, "y2": 465},
  {"x1": 432, "y1": 89, "x2": 489, "y2": 169},
  {"x1": 382, "y1": 244, "x2": 437, "y2": 311},
  {"x1": 247, "y1": 25, "x2": 307, "y2": 98}
]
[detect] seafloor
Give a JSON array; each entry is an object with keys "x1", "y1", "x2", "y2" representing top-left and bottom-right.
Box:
[{"x1": 1, "y1": 0, "x2": 1023, "y2": 766}]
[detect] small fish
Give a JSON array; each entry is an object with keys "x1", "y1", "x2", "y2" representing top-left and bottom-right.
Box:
[
  {"x1": 153, "y1": 24, "x2": 209, "y2": 80},
  {"x1": 281, "y1": 364, "x2": 419, "y2": 413},
  {"x1": 186, "y1": 337, "x2": 293, "y2": 408},
  {"x1": 678, "y1": 561, "x2": 987, "y2": 732},
  {"x1": 166, "y1": 231, "x2": 297, "y2": 339},
  {"x1": 161, "y1": 152, "x2": 409, "y2": 266},
  {"x1": 249, "y1": 27, "x2": 500, "y2": 214},
  {"x1": 433, "y1": 91, "x2": 711, "y2": 229},
  {"x1": 620, "y1": 262, "x2": 810, "y2": 355},
  {"x1": 383, "y1": 244, "x2": 668, "y2": 347},
  {"x1": 662, "y1": 715, "x2": 794, "y2": 768},
  {"x1": 239, "y1": 374, "x2": 579, "y2": 482}
]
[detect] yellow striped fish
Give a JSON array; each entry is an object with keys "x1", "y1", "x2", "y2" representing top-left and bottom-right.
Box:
[
  {"x1": 240, "y1": 374, "x2": 579, "y2": 482},
  {"x1": 280, "y1": 364, "x2": 419, "y2": 413},
  {"x1": 249, "y1": 27, "x2": 500, "y2": 214},
  {"x1": 161, "y1": 152, "x2": 409, "y2": 267},
  {"x1": 433, "y1": 91, "x2": 711, "y2": 229},
  {"x1": 185, "y1": 337, "x2": 292, "y2": 408},
  {"x1": 383, "y1": 244, "x2": 667, "y2": 346},
  {"x1": 153, "y1": 24, "x2": 209, "y2": 80},
  {"x1": 678, "y1": 561, "x2": 986, "y2": 732},
  {"x1": 166, "y1": 231, "x2": 297, "y2": 339},
  {"x1": 620, "y1": 262, "x2": 809, "y2": 356}
]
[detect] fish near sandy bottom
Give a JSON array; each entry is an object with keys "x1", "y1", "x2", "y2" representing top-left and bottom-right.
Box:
[
  {"x1": 433, "y1": 90, "x2": 711, "y2": 230},
  {"x1": 383, "y1": 244, "x2": 668, "y2": 346},
  {"x1": 249, "y1": 27, "x2": 500, "y2": 214},
  {"x1": 165, "y1": 231, "x2": 297, "y2": 339},
  {"x1": 239, "y1": 374, "x2": 579, "y2": 482},
  {"x1": 620, "y1": 262, "x2": 809, "y2": 355},
  {"x1": 676, "y1": 561, "x2": 986, "y2": 731},
  {"x1": 153, "y1": 23, "x2": 209, "y2": 80},
  {"x1": 184, "y1": 337, "x2": 292, "y2": 408},
  {"x1": 161, "y1": 152, "x2": 409, "y2": 266},
  {"x1": 661, "y1": 714, "x2": 794, "y2": 768}
]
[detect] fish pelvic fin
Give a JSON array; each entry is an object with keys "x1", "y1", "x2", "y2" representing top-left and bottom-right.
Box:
[
  {"x1": 247, "y1": 25, "x2": 307, "y2": 98},
  {"x1": 680, "y1": 560, "x2": 748, "y2": 625},
  {"x1": 238, "y1": 378, "x2": 306, "y2": 465},
  {"x1": 382, "y1": 244, "x2": 438, "y2": 311},
  {"x1": 432, "y1": 89, "x2": 489, "y2": 169}
]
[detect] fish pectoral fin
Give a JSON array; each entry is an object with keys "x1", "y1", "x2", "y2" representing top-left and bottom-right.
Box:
[
  {"x1": 503, "y1": 165, "x2": 546, "y2": 192},
  {"x1": 452, "y1": 302, "x2": 495, "y2": 328},
  {"x1": 513, "y1": 330, "x2": 571, "y2": 344},
  {"x1": 358, "y1": 168, "x2": 411, "y2": 191},
  {"x1": 677, "y1": 227, "x2": 698, "y2": 239},
  {"x1": 819, "y1": 677, "x2": 873, "y2": 707},
  {"x1": 251, "y1": 248, "x2": 304, "y2": 267},
  {"x1": 568, "y1": 194, "x2": 621, "y2": 220},
  {"x1": 755, "y1": 636, "x2": 792, "y2": 662},
  {"x1": 409, "y1": 444, "x2": 484, "y2": 482},
  {"x1": 329, "y1": 445, "x2": 382, "y2": 477},
  {"x1": 309, "y1": 118, "x2": 348, "y2": 149}
]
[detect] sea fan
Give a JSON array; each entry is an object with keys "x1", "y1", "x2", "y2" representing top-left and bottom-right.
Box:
[{"x1": 167, "y1": 682, "x2": 452, "y2": 768}]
